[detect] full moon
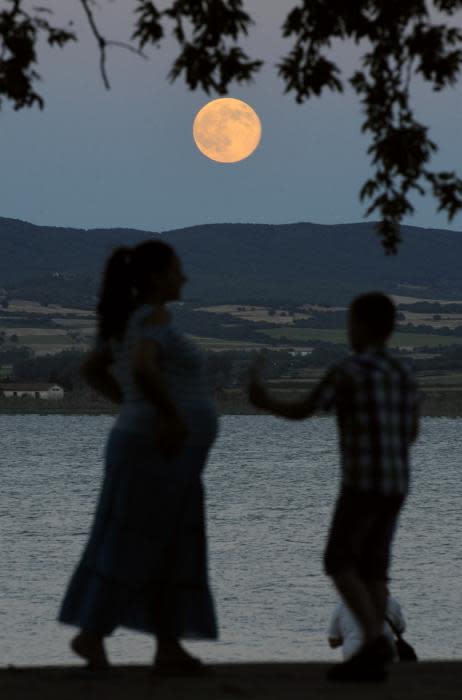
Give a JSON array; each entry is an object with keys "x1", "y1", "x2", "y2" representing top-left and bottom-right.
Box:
[{"x1": 193, "y1": 98, "x2": 262, "y2": 163}]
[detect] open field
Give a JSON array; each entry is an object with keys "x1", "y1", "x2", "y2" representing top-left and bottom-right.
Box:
[
  {"x1": 6, "y1": 329, "x2": 70, "y2": 337},
  {"x1": 416, "y1": 371, "x2": 462, "y2": 385},
  {"x1": 400, "y1": 312, "x2": 462, "y2": 329},
  {"x1": 2, "y1": 300, "x2": 94, "y2": 316},
  {"x1": 0, "y1": 301, "x2": 96, "y2": 354},
  {"x1": 392, "y1": 294, "x2": 462, "y2": 305},
  {"x1": 20, "y1": 343, "x2": 85, "y2": 356},
  {"x1": 196, "y1": 304, "x2": 313, "y2": 324},
  {"x1": 0, "y1": 328, "x2": 88, "y2": 355},
  {"x1": 260, "y1": 327, "x2": 462, "y2": 348},
  {"x1": 196, "y1": 302, "x2": 462, "y2": 334},
  {"x1": 3, "y1": 324, "x2": 462, "y2": 354},
  {"x1": 190, "y1": 336, "x2": 313, "y2": 352},
  {"x1": 3, "y1": 296, "x2": 462, "y2": 355},
  {"x1": 18, "y1": 334, "x2": 81, "y2": 346},
  {"x1": 190, "y1": 336, "x2": 269, "y2": 350},
  {"x1": 53, "y1": 319, "x2": 96, "y2": 329}
]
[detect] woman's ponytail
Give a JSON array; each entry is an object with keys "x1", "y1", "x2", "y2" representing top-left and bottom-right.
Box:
[{"x1": 96, "y1": 247, "x2": 134, "y2": 340}]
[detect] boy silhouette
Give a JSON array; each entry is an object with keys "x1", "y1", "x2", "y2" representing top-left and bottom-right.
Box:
[{"x1": 249, "y1": 293, "x2": 419, "y2": 682}]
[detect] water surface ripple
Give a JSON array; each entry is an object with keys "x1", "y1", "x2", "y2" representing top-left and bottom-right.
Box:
[{"x1": 1, "y1": 415, "x2": 460, "y2": 665}]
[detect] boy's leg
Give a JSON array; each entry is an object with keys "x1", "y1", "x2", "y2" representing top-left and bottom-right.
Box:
[
  {"x1": 332, "y1": 570, "x2": 383, "y2": 643},
  {"x1": 324, "y1": 490, "x2": 405, "y2": 681},
  {"x1": 324, "y1": 489, "x2": 384, "y2": 641},
  {"x1": 363, "y1": 499, "x2": 404, "y2": 653},
  {"x1": 360, "y1": 495, "x2": 404, "y2": 627},
  {"x1": 365, "y1": 579, "x2": 387, "y2": 624}
]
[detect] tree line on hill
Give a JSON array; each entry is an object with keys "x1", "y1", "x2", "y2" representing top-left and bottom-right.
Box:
[
  {"x1": 3, "y1": 218, "x2": 462, "y2": 309},
  {"x1": 0, "y1": 345, "x2": 347, "y2": 392},
  {"x1": 3, "y1": 342, "x2": 462, "y2": 394}
]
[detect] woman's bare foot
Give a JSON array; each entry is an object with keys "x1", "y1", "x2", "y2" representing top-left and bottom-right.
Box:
[
  {"x1": 153, "y1": 640, "x2": 208, "y2": 676},
  {"x1": 71, "y1": 631, "x2": 109, "y2": 669}
]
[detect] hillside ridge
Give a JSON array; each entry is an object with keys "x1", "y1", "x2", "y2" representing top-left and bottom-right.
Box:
[{"x1": 1, "y1": 217, "x2": 462, "y2": 306}]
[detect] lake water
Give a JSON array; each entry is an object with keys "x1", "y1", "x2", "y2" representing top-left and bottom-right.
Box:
[{"x1": 1, "y1": 415, "x2": 461, "y2": 666}]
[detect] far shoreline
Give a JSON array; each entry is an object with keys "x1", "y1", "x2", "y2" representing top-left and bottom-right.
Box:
[{"x1": 1, "y1": 390, "x2": 462, "y2": 417}]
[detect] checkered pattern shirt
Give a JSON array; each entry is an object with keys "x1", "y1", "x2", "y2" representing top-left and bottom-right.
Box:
[{"x1": 310, "y1": 349, "x2": 418, "y2": 495}]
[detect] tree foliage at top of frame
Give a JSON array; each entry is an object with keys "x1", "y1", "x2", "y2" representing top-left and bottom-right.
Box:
[
  {"x1": 0, "y1": 1, "x2": 76, "y2": 109},
  {"x1": 1, "y1": 0, "x2": 462, "y2": 253}
]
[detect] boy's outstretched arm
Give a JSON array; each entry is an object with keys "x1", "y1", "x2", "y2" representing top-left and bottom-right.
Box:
[
  {"x1": 247, "y1": 358, "x2": 323, "y2": 419},
  {"x1": 248, "y1": 377, "x2": 318, "y2": 419}
]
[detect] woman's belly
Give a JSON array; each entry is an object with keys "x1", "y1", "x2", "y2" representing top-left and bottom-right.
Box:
[
  {"x1": 176, "y1": 397, "x2": 219, "y2": 447},
  {"x1": 114, "y1": 396, "x2": 218, "y2": 448}
]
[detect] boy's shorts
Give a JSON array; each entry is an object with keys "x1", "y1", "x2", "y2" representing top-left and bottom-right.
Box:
[{"x1": 323, "y1": 486, "x2": 405, "y2": 581}]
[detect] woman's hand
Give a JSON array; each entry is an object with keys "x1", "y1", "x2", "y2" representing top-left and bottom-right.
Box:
[
  {"x1": 154, "y1": 413, "x2": 189, "y2": 458},
  {"x1": 81, "y1": 348, "x2": 122, "y2": 404}
]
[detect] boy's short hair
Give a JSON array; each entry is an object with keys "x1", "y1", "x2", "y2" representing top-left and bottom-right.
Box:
[{"x1": 350, "y1": 292, "x2": 396, "y2": 341}]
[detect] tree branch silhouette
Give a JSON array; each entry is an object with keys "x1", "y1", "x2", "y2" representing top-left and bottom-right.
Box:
[
  {"x1": 79, "y1": 0, "x2": 110, "y2": 89},
  {"x1": 0, "y1": 0, "x2": 76, "y2": 109},
  {"x1": 78, "y1": 0, "x2": 147, "y2": 90},
  {"x1": 277, "y1": 0, "x2": 462, "y2": 253}
]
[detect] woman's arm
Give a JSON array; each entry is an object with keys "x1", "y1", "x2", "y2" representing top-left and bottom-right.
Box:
[
  {"x1": 133, "y1": 337, "x2": 188, "y2": 456},
  {"x1": 133, "y1": 338, "x2": 180, "y2": 417},
  {"x1": 81, "y1": 347, "x2": 122, "y2": 403}
]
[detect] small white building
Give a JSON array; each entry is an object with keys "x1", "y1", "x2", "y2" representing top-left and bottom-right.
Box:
[{"x1": 0, "y1": 383, "x2": 65, "y2": 400}]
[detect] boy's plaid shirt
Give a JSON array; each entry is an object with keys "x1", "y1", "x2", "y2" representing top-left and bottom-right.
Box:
[{"x1": 310, "y1": 349, "x2": 419, "y2": 495}]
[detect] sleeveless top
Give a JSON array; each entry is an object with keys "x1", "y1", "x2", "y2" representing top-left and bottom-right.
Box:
[{"x1": 106, "y1": 305, "x2": 218, "y2": 444}]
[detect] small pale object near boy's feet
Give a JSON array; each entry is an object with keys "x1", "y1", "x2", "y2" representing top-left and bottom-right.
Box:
[
  {"x1": 326, "y1": 634, "x2": 393, "y2": 683},
  {"x1": 71, "y1": 633, "x2": 109, "y2": 670}
]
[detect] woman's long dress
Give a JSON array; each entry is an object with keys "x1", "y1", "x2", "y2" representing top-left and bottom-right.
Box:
[{"x1": 58, "y1": 306, "x2": 218, "y2": 639}]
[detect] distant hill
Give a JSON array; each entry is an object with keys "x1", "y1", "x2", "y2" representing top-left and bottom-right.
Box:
[{"x1": 1, "y1": 217, "x2": 462, "y2": 307}]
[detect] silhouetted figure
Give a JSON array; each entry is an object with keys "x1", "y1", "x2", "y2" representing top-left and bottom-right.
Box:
[
  {"x1": 249, "y1": 292, "x2": 419, "y2": 682},
  {"x1": 59, "y1": 241, "x2": 218, "y2": 675}
]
